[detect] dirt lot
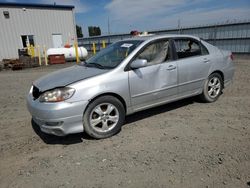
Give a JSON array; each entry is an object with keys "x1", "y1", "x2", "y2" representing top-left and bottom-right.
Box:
[{"x1": 0, "y1": 60, "x2": 249, "y2": 188}]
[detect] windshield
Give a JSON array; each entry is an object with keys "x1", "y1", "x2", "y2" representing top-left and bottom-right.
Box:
[{"x1": 85, "y1": 40, "x2": 143, "y2": 69}]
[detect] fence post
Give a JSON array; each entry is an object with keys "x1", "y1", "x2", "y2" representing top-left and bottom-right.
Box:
[
  {"x1": 92, "y1": 42, "x2": 96, "y2": 54},
  {"x1": 74, "y1": 40, "x2": 80, "y2": 64},
  {"x1": 102, "y1": 40, "x2": 106, "y2": 48},
  {"x1": 37, "y1": 45, "x2": 41, "y2": 66},
  {"x1": 43, "y1": 45, "x2": 48, "y2": 66}
]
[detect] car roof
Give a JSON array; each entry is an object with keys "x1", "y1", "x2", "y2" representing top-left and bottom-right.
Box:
[{"x1": 124, "y1": 34, "x2": 201, "y2": 42}]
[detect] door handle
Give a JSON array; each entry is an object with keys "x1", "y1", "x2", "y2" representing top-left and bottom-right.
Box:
[
  {"x1": 166, "y1": 65, "x2": 176, "y2": 70},
  {"x1": 203, "y1": 58, "x2": 210, "y2": 63}
]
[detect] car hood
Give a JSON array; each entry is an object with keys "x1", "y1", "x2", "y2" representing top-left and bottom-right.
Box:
[{"x1": 33, "y1": 65, "x2": 109, "y2": 92}]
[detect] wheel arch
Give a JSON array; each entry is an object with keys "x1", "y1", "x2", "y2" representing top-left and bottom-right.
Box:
[
  {"x1": 210, "y1": 70, "x2": 224, "y2": 87},
  {"x1": 87, "y1": 92, "x2": 127, "y2": 113}
]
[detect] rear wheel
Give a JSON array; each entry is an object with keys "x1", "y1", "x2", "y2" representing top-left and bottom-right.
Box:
[
  {"x1": 83, "y1": 96, "x2": 125, "y2": 139},
  {"x1": 200, "y1": 73, "x2": 223, "y2": 102}
]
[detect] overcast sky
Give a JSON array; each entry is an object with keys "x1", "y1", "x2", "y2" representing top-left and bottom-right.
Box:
[{"x1": 2, "y1": 0, "x2": 250, "y2": 36}]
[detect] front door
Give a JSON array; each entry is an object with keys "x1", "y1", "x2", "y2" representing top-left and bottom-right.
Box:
[
  {"x1": 52, "y1": 34, "x2": 63, "y2": 48},
  {"x1": 128, "y1": 39, "x2": 178, "y2": 111}
]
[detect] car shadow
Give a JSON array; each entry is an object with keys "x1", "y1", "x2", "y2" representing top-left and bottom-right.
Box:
[
  {"x1": 32, "y1": 97, "x2": 198, "y2": 145},
  {"x1": 125, "y1": 97, "x2": 197, "y2": 124},
  {"x1": 31, "y1": 120, "x2": 93, "y2": 145}
]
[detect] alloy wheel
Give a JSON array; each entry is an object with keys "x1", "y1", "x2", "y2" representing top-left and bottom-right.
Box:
[
  {"x1": 207, "y1": 77, "x2": 221, "y2": 98},
  {"x1": 89, "y1": 103, "x2": 119, "y2": 133}
]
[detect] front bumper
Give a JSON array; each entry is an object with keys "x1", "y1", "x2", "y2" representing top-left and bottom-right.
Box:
[{"x1": 27, "y1": 93, "x2": 88, "y2": 136}]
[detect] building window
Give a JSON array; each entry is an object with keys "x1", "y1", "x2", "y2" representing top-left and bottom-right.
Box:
[
  {"x1": 21, "y1": 35, "x2": 35, "y2": 48},
  {"x1": 3, "y1": 11, "x2": 9, "y2": 19}
]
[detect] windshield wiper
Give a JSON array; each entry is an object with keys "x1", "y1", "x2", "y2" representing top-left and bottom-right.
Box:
[{"x1": 86, "y1": 62, "x2": 105, "y2": 69}]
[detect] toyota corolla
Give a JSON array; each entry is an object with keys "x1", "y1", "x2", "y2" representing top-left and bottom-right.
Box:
[{"x1": 27, "y1": 34, "x2": 235, "y2": 139}]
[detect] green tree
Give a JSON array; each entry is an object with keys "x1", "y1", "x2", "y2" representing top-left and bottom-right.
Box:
[
  {"x1": 88, "y1": 26, "x2": 101, "y2": 36},
  {"x1": 76, "y1": 25, "x2": 83, "y2": 38}
]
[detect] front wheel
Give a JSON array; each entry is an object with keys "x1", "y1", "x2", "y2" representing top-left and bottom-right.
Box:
[
  {"x1": 83, "y1": 96, "x2": 125, "y2": 139},
  {"x1": 200, "y1": 73, "x2": 223, "y2": 103}
]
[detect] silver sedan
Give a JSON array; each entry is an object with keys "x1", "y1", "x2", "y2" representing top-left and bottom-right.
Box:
[{"x1": 27, "y1": 34, "x2": 235, "y2": 139}]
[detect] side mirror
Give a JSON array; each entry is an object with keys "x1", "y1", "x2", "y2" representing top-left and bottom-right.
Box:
[{"x1": 130, "y1": 59, "x2": 147, "y2": 69}]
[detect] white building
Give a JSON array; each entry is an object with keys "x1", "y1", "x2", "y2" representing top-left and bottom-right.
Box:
[{"x1": 0, "y1": 2, "x2": 76, "y2": 60}]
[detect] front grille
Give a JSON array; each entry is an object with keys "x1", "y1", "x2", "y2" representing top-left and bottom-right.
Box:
[{"x1": 32, "y1": 85, "x2": 41, "y2": 100}]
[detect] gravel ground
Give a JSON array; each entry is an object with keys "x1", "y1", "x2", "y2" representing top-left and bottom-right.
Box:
[{"x1": 0, "y1": 60, "x2": 249, "y2": 188}]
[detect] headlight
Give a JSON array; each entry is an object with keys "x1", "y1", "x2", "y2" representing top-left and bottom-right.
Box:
[{"x1": 39, "y1": 87, "x2": 75, "y2": 102}]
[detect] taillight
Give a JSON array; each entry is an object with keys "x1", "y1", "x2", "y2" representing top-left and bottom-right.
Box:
[{"x1": 230, "y1": 53, "x2": 234, "y2": 60}]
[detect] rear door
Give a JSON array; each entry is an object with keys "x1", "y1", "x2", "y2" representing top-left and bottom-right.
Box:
[{"x1": 173, "y1": 38, "x2": 211, "y2": 96}]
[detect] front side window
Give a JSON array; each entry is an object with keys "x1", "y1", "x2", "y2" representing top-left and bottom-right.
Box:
[
  {"x1": 85, "y1": 40, "x2": 142, "y2": 69},
  {"x1": 136, "y1": 40, "x2": 170, "y2": 66},
  {"x1": 174, "y1": 38, "x2": 202, "y2": 59}
]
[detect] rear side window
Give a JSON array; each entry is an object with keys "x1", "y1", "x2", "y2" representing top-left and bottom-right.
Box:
[
  {"x1": 201, "y1": 42, "x2": 209, "y2": 55},
  {"x1": 174, "y1": 38, "x2": 202, "y2": 59}
]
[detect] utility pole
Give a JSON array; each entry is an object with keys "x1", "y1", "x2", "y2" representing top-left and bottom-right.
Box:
[
  {"x1": 108, "y1": 16, "x2": 110, "y2": 44},
  {"x1": 108, "y1": 16, "x2": 110, "y2": 35},
  {"x1": 178, "y1": 19, "x2": 181, "y2": 34}
]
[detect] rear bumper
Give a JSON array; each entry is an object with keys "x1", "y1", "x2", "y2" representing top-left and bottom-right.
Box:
[
  {"x1": 223, "y1": 58, "x2": 235, "y2": 87},
  {"x1": 224, "y1": 65, "x2": 235, "y2": 88},
  {"x1": 27, "y1": 93, "x2": 88, "y2": 136}
]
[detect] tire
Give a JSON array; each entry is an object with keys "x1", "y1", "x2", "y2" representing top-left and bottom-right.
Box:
[
  {"x1": 83, "y1": 96, "x2": 125, "y2": 139},
  {"x1": 200, "y1": 73, "x2": 223, "y2": 103}
]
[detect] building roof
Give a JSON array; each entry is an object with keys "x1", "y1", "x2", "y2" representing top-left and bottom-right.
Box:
[{"x1": 0, "y1": 2, "x2": 74, "y2": 10}]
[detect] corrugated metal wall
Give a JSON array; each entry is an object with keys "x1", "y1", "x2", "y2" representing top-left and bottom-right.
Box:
[
  {"x1": 79, "y1": 22, "x2": 250, "y2": 54},
  {"x1": 0, "y1": 6, "x2": 75, "y2": 60}
]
